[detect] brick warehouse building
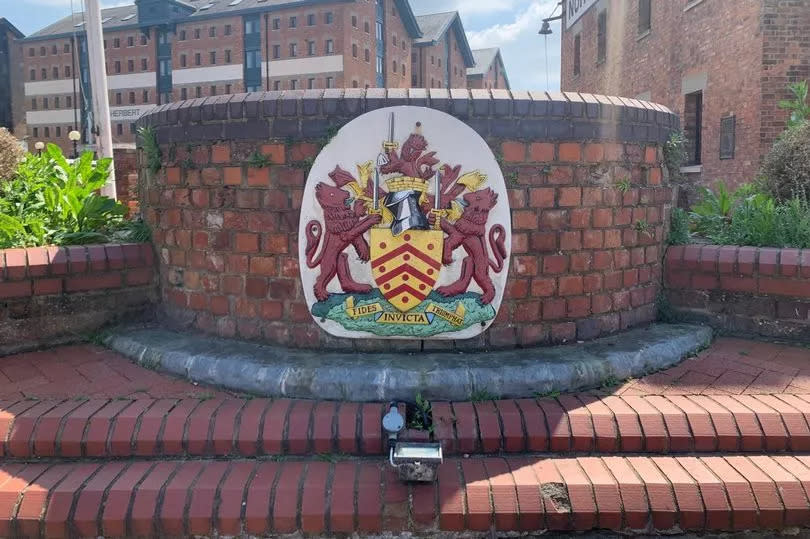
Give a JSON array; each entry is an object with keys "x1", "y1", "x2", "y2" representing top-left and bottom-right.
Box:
[
  {"x1": 0, "y1": 18, "x2": 25, "y2": 135},
  {"x1": 560, "y1": 0, "x2": 810, "y2": 198},
  {"x1": 467, "y1": 47, "x2": 510, "y2": 90},
  {"x1": 13, "y1": 0, "x2": 499, "y2": 152}
]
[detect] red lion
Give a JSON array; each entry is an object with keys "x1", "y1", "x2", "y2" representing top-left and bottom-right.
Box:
[
  {"x1": 433, "y1": 188, "x2": 507, "y2": 305},
  {"x1": 305, "y1": 180, "x2": 381, "y2": 302}
]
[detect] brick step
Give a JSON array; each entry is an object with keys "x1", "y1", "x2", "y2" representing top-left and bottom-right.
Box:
[
  {"x1": 2, "y1": 455, "x2": 810, "y2": 536},
  {"x1": 4, "y1": 393, "x2": 810, "y2": 459}
]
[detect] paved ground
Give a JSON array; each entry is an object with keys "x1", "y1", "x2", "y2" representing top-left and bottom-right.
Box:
[{"x1": 1, "y1": 337, "x2": 808, "y2": 400}]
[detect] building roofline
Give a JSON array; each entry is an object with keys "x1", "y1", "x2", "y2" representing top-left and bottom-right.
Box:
[
  {"x1": 393, "y1": 0, "x2": 422, "y2": 39},
  {"x1": 413, "y1": 11, "x2": 475, "y2": 67},
  {"x1": 0, "y1": 18, "x2": 25, "y2": 39}
]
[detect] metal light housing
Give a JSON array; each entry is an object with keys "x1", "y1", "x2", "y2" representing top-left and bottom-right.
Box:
[{"x1": 391, "y1": 442, "x2": 443, "y2": 483}]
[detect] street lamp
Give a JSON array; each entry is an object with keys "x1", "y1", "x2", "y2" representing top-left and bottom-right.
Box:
[
  {"x1": 34, "y1": 141, "x2": 45, "y2": 156},
  {"x1": 68, "y1": 130, "x2": 81, "y2": 159}
]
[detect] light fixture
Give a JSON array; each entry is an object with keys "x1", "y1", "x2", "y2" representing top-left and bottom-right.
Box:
[
  {"x1": 68, "y1": 130, "x2": 81, "y2": 159},
  {"x1": 382, "y1": 404, "x2": 443, "y2": 483},
  {"x1": 34, "y1": 141, "x2": 45, "y2": 156},
  {"x1": 539, "y1": 20, "x2": 552, "y2": 35}
]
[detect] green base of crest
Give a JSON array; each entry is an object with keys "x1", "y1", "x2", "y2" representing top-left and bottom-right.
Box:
[{"x1": 310, "y1": 290, "x2": 496, "y2": 338}]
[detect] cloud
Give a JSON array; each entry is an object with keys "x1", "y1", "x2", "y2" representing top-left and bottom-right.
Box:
[
  {"x1": 25, "y1": 0, "x2": 129, "y2": 6},
  {"x1": 465, "y1": 0, "x2": 562, "y2": 91},
  {"x1": 411, "y1": 0, "x2": 519, "y2": 16}
]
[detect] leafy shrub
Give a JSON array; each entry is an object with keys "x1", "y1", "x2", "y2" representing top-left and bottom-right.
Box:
[
  {"x1": 689, "y1": 183, "x2": 810, "y2": 249},
  {"x1": 0, "y1": 128, "x2": 24, "y2": 181},
  {"x1": 759, "y1": 121, "x2": 810, "y2": 202},
  {"x1": 668, "y1": 208, "x2": 691, "y2": 245},
  {"x1": 0, "y1": 144, "x2": 131, "y2": 248},
  {"x1": 663, "y1": 131, "x2": 687, "y2": 179},
  {"x1": 779, "y1": 81, "x2": 810, "y2": 129}
]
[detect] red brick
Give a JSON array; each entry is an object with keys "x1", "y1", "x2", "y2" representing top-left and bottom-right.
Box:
[
  {"x1": 261, "y1": 143, "x2": 286, "y2": 164},
  {"x1": 530, "y1": 142, "x2": 555, "y2": 162},
  {"x1": 501, "y1": 141, "x2": 526, "y2": 162},
  {"x1": 558, "y1": 187, "x2": 581, "y2": 206},
  {"x1": 102, "y1": 461, "x2": 157, "y2": 537},
  {"x1": 217, "y1": 461, "x2": 255, "y2": 535},
  {"x1": 211, "y1": 143, "x2": 230, "y2": 163},
  {"x1": 287, "y1": 400, "x2": 314, "y2": 454},
  {"x1": 558, "y1": 142, "x2": 582, "y2": 162},
  {"x1": 621, "y1": 396, "x2": 668, "y2": 452},
  {"x1": 0, "y1": 280, "x2": 32, "y2": 298},
  {"x1": 261, "y1": 399, "x2": 292, "y2": 454},
  {"x1": 299, "y1": 461, "x2": 330, "y2": 533},
  {"x1": 700, "y1": 456, "x2": 759, "y2": 530},
  {"x1": 555, "y1": 458, "x2": 597, "y2": 530},
  {"x1": 750, "y1": 456, "x2": 810, "y2": 527},
  {"x1": 437, "y1": 461, "x2": 465, "y2": 530},
  {"x1": 160, "y1": 461, "x2": 204, "y2": 535},
  {"x1": 584, "y1": 143, "x2": 605, "y2": 162},
  {"x1": 626, "y1": 457, "x2": 677, "y2": 530},
  {"x1": 243, "y1": 462, "x2": 279, "y2": 535},
  {"x1": 273, "y1": 462, "x2": 305, "y2": 533},
  {"x1": 187, "y1": 461, "x2": 229, "y2": 535}
]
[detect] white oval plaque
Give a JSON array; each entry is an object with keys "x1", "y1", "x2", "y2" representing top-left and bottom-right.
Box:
[{"x1": 298, "y1": 106, "x2": 512, "y2": 340}]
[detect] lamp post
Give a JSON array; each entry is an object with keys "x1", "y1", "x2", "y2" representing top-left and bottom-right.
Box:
[
  {"x1": 34, "y1": 141, "x2": 45, "y2": 156},
  {"x1": 68, "y1": 130, "x2": 81, "y2": 159}
]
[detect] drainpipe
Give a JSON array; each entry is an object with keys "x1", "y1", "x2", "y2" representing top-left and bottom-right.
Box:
[{"x1": 264, "y1": 13, "x2": 269, "y2": 91}]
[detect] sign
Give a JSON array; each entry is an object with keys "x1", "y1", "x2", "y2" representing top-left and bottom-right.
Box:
[
  {"x1": 298, "y1": 106, "x2": 512, "y2": 340},
  {"x1": 109, "y1": 105, "x2": 156, "y2": 122},
  {"x1": 566, "y1": 0, "x2": 599, "y2": 29}
]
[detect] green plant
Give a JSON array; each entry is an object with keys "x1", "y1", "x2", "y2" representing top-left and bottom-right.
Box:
[
  {"x1": 690, "y1": 181, "x2": 740, "y2": 237},
  {"x1": 614, "y1": 177, "x2": 631, "y2": 193},
  {"x1": 668, "y1": 207, "x2": 691, "y2": 245},
  {"x1": 0, "y1": 127, "x2": 24, "y2": 181},
  {"x1": 634, "y1": 219, "x2": 652, "y2": 235},
  {"x1": 469, "y1": 388, "x2": 496, "y2": 402},
  {"x1": 663, "y1": 131, "x2": 687, "y2": 179},
  {"x1": 600, "y1": 375, "x2": 619, "y2": 390},
  {"x1": 247, "y1": 151, "x2": 271, "y2": 168},
  {"x1": 759, "y1": 120, "x2": 810, "y2": 203},
  {"x1": 779, "y1": 81, "x2": 810, "y2": 129},
  {"x1": 0, "y1": 144, "x2": 128, "y2": 248},
  {"x1": 657, "y1": 292, "x2": 679, "y2": 323},
  {"x1": 408, "y1": 392, "x2": 433, "y2": 431},
  {"x1": 138, "y1": 126, "x2": 162, "y2": 174},
  {"x1": 534, "y1": 389, "x2": 561, "y2": 399}
]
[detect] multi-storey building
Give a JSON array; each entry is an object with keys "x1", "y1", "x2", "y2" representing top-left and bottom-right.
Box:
[
  {"x1": 467, "y1": 48, "x2": 509, "y2": 91},
  {"x1": 0, "y1": 18, "x2": 25, "y2": 135},
  {"x1": 17, "y1": 0, "x2": 499, "y2": 152},
  {"x1": 559, "y1": 0, "x2": 810, "y2": 197}
]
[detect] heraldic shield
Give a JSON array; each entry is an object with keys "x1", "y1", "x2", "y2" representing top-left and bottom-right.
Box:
[{"x1": 370, "y1": 229, "x2": 443, "y2": 312}]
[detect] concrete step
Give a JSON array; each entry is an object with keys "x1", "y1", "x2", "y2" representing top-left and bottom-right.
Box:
[
  {"x1": 2, "y1": 455, "x2": 810, "y2": 536},
  {"x1": 4, "y1": 392, "x2": 810, "y2": 459}
]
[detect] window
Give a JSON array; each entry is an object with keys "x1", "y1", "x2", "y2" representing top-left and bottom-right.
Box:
[
  {"x1": 684, "y1": 91, "x2": 703, "y2": 166},
  {"x1": 113, "y1": 38, "x2": 120, "y2": 48},
  {"x1": 141, "y1": 58, "x2": 148, "y2": 70},
  {"x1": 352, "y1": 16, "x2": 357, "y2": 27},
  {"x1": 210, "y1": 51, "x2": 216, "y2": 64},
  {"x1": 181, "y1": 87, "x2": 188, "y2": 99},
  {"x1": 128, "y1": 60, "x2": 134, "y2": 72},
  {"x1": 64, "y1": 43, "x2": 70, "y2": 53},
  {"x1": 160, "y1": 92, "x2": 171, "y2": 104},
  {"x1": 116, "y1": 124, "x2": 122, "y2": 136},
  {"x1": 196, "y1": 86, "x2": 202, "y2": 98},
  {"x1": 431, "y1": 55, "x2": 435, "y2": 65},
  {"x1": 56, "y1": 96, "x2": 62, "y2": 108},
  {"x1": 376, "y1": 56, "x2": 383, "y2": 74},
  {"x1": 129, "y1": 91, "x2": 135, "y2": 104},
  {"x1": 52, "y1": 67, "x2": 59, "y2": 79},
  {"x1": 159, "y1": 59, "x2": 171, "y2": 76},
  {"x1": 402, "y1": 64, "x2": 405, "y2": 76},
  {"x1": 30, "y1": 69, "x2": 35, "y2": 81},
  {"x1": 115, "y1": 93, "x2": 122, "y2": 105},
  {"x1": 224, "y1": 25, "x2": 231, "y2": 36},
  {"x1": 438, "y1": 58, "x2": 441, "y2": 67},
  {"x1": 290, "y1": 79, "x2": 297, "y2": 89},
  {"x1": 352, "y1": 44, "x2": 358, "y2": 57},
  {"x1": 274, "y1": 80, "x2": 281, "y2": 90},
  {"x1": 245, "y1": 50, "x2": 260, "y2": 68},
  {"x1": 40, "y1": 46, "x2": 46, "y2": 56},
  {"x1": 210, "y1": 86, "x2": 217, "y2": 96},
  {"x1": 597, "y1": 10, "x2": 607, "y2": 63},
  {"x1": 41, "y1": 68, "x2": 47, "y2": 80},
  {"x1": 325, "y1": 12, "x2": 333, "y2": 24},
  {"x1": 308, "y1": 78, "x2": 315, "y2": 89},
  {"x1": 272, "y1": 18, "x2": 280, "y2": 30},
  {"x1": 225, "y1": 50, "x2": 232, "y2": 63},
  {"x1": 376, "y1": 21, "x2": 382, "y2": 40},
  {"x1": 353, "y1": 80, "x2": 358, "y2": 88},
  {"x1": 326, "y1": 76, "x2": 333, "y2": 88},
  {"x1": 33, "y1": 128, "x2": 38, "y2": 137},
  {"x1": 365, "y1": 48, "x2": 370, "y2": 62},
  {"x1": 245, "y1": 18, "x2": 260, "y2": 34},
  {"x1": 56, "y1": 126, "x2": 61, "y2": 137},
  {"x1": 128, "y1": 36, "x2": 134, "y2": 47},
  {"x1": 573, "y1": 34, "x2": 581, "y2": 76},
  {"x1": 115, "y1": 61, "x2": 121, "y2": 74},
  {"x1": 143, "y1": 90, "x2": 149, "y2": 103},
  {"x1": 392, "y1": 60, "x2": 397, "y2": 73},
  {"x1": 65, "y1": 65, "x2": 71, "y2": 78},
  {"x1": 28, "y1": 48, "x2": 34, "y2": 57},
  {"x1": 307, "y1": 14, "x2": 315, "y2": 26},
  {"x1": 50, "y1": 45, "x2": 57, "y2": 55},
  {"x1": 290, "y1": 43, "x2": 297, "y2": 57},
  {"x1": 194, "y1": 28, "x2": 201, "y2": 39},
  {"x1": 66, "y1": 96, "x2": 72, "y2": 107},
  {"x1": 195, "y1": 53, "x2": 201, "y2": 66},
  {"x1": 44, "y1": 98, "x2": 50, "y2": 109},
  {"x1": 307, "y1": 41, "x2": 315, "y2": 56},
  {"x1": 180, "y1": 54, "x2": 187, "y2": 67},
  {"x1": 31, "y1": 98, "x2": 37, "y2": 110},
  {"x1": 364, "y1": 21, "x2": 370, "y2": 33},
  {"x1": 393, "y1": 35, "x2": 397, "y2": 46},
  {"x1": 289, "y1": 16, "x2": 297, "y2": 28},
  {"x1": 720, "y1": 115, "x2": 736, "y2": 160},
  {"x1": 638, "y1": 0, "x2": 652, "y2": 34},
  {"x1": 209, "y1": 26, "x2": 216, "y2": 38},
  {"x1": 141, "y1": 34, "x2": 147, "y2": 45},
  {"x1": 179, "y1": 30, "x2": 186, "y2": 40},
  {"x1": 225, "y1": 84, "x2": 231, "y2": 93},
  {"x1": 273, "y1": 45, "x2": 280, "y2": 59},
  {"x1": 325, "y1": 40, "x2": 334, "y2": 54},
  {"x1": 45, "y1": 127, "x2": 50, "y2": 137},
  {"x1": 130, "y1": 124, "x2": 137, "y2": 134}
]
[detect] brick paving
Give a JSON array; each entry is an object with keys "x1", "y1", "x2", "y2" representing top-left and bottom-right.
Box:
[{"x1": 2, "y1": 337, "x2": 810, "y2": 535}]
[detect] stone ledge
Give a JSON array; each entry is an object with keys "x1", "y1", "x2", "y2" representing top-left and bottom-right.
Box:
[{"x1": 106, "y1": 323, "x2": 712, "y2": 401}]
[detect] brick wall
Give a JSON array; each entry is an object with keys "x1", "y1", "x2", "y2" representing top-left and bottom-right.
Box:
[
  {"x1": 137, "y1": 88, "x2": 678, "y2": 351},
  {"x1": 665, "y1": 244, "x2": 810, "y2": 342},
  {"x1": 0, "y1": 243, "x2": 158, "y2": 355},
  {"x1": 560, "y1": 0, "x2": 765, "y2": 192}
]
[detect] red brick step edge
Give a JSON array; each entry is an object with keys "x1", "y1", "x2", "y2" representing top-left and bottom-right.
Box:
[
  {"x1": 5, "y1": 392, "x2": 810, "y2": 458},
  {"x1": 2, "y1": 455, "x2": 810, "y2": 537}
]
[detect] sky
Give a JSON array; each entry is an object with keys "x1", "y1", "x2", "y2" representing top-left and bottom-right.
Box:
[{"x1": 2, "y1": 0, "x2": 562, "y2": 91}]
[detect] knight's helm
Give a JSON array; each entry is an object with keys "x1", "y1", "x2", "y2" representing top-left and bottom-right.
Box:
[{"x1": 384, "y1": 180, "x2": 429, "y2": 236}]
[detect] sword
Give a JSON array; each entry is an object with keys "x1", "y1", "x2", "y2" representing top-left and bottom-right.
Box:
[{"x1": 372, "y1": 112, "x2": 398, "y2": 214}]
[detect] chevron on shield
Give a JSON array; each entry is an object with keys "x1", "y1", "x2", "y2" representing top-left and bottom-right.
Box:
[{"x1": 370, "y1": 229, "x2": 443, "y2": 312}]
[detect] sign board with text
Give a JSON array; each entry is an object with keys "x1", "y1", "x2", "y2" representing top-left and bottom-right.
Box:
[{"x1": 566, "y1": 0, "x2": 599, "y2": 29}]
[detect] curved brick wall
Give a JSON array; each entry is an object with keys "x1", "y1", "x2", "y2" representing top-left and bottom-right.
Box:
[{"x1": 136, "y1": 88, "x2": 679, "y2": 350}]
